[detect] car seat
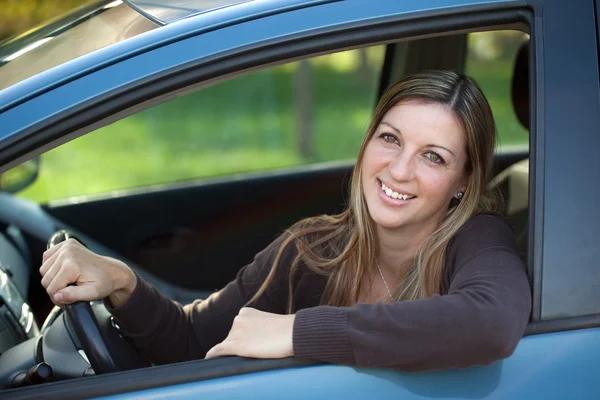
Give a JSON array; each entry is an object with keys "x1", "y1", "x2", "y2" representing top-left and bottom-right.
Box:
[{"x1": 489, "y1": 41, "x2": 529, "y2": 261}]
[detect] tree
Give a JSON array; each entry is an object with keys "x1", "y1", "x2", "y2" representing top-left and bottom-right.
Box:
[
  {"x1": 294, "y1": 60, "x2": 313, "y2": 159},
  {"x1": 0, "y1": 0, "x2": 89, "y2": 42}
]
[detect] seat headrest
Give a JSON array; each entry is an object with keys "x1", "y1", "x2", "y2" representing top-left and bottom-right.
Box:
[{"x1": 511, "y1": 42, "x2": 530, "y2": 130}]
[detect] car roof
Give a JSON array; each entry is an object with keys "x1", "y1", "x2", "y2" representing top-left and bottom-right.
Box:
[
  {"x1": 0, "y1": 0, "x2": 332, "y2": 114},
  {"x1": 126, "y1": 0, "x2": 254, "y2": 25}
]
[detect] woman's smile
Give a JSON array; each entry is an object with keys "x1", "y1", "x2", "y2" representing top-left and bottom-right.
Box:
[{"x1": 378, "y1": 179, "x2": 416, "y2": 205}]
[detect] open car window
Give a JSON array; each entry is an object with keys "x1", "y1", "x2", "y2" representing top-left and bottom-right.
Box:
[
  {"x1": 1, "y1": 28, "x2": 532, "y2": 298},
  {"x1": 9, "y1": 31, "x2": 528, "y2": 204}
]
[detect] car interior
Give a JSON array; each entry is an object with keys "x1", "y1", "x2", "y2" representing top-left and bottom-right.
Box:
[
  {"x1": 0, "y1": 30, "x2": 531, "y2": 390},
  {"x1": 490, "y1": 41, "x2": 530, "y2": 261}
]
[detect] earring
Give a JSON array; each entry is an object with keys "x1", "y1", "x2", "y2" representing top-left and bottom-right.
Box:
[{"x1": 457, "y1": 190, "x2": 464, "y2": 200}]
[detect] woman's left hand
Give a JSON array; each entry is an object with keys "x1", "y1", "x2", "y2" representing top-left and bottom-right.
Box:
[{"x1": 205, "y1": 307, "x2": 295, "y2": 359}]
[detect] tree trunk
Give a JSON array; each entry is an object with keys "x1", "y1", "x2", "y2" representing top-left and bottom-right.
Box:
[{"x1": 294, "y1": 60, "x2": 313, "y2": 159}]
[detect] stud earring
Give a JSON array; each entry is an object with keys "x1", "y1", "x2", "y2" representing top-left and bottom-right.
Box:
[{"x1": 457, "y1": 191, "x2": 464, "y2": 200}]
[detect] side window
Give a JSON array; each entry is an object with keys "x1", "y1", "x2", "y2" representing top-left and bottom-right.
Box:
[
  {"x1": 465, "y1": 31, "x2": 530, "y2": 148},
  {"x1": 10, "y1": 32, "x2": 528, "y2": 204},
  {"x1": 465, "y1": 31, "x2": 530, "y2": 262},
  {"x1": 16, "y1": 47, "x2": 385, "y2": 203}
]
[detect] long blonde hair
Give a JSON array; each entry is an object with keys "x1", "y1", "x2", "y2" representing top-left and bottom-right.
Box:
[{"x1": 250, "y1": 70, "x2": 502, "y2": 312}]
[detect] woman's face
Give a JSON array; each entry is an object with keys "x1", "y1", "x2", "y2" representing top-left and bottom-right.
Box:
[{"x1": 361, "y1": 100, "x2": 469, "y2": 233}]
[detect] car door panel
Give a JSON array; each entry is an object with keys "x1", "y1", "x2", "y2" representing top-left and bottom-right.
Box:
[
  {"x1": 107, "y1": 329, "x2": 600, "y2": 400},
  {"x1": 9, "y1": 328, "x2": 597, "y2": 399},
  {"x1": 45, "y1": 164, "x2": 353, "y2": 289}
]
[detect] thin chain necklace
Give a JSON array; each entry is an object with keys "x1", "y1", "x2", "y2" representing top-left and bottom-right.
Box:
[{"x1": 376, "y1": 264, "x2": 394, "y2": 302}]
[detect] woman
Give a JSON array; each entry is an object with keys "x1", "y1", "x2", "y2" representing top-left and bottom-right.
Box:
[{"x1": 40, "y1": 70, "x2": 531, "y2": 371}]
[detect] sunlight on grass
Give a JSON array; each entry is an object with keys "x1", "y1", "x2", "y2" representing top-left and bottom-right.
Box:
[
  {"x1": 311, "y1": 51, "x2": 359, "y2": 72},
  {"x1": 19, "y1": 149, "x2": 305, "y2": 202}
]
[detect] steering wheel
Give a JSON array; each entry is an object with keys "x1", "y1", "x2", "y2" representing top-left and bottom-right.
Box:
[{"x1": 46, "y1": 230, "x2": 146, "y2": 375}]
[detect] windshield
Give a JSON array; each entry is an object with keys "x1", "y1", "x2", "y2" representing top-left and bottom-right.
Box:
[{"x1": 0, "y1": 0, "x2": 157, "y2": 91}]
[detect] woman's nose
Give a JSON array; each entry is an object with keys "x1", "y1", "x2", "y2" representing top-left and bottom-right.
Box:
[{"x1": 389, "y1": 152, "x2": 415, "y2": 182}]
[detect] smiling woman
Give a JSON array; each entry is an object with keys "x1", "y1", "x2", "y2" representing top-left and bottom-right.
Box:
[
  {"x1": 40, "y1": 70, "x2": 531, "y2": 371},
  {"x1": 363, "y1": 103, "x2": 469, "y2": 232}
]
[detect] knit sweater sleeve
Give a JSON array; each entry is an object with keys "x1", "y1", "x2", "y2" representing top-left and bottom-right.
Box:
[
  {"x1": 292, "y1": 214, "x2": 532, "y2": 371},
  {"x1": 106, "y1": 234, "x2": 292, "y2": 365}
]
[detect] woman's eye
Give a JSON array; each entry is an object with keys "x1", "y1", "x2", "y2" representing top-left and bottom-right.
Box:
[
  {"x1": 379, "y1": 133, "x2": 399, "y2": 145},
  {"x1": 424, "y1": 152, "x2": 445, "y2": 164}
]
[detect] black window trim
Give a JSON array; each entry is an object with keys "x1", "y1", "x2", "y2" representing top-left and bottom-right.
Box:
[{"x1": 528, "y1": 17, "x2": 543, "y2": 323}]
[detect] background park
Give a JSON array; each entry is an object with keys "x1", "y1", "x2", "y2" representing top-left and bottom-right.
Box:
[{"x1": 1, "y1": 0, "x2": 528, "y2": 203}]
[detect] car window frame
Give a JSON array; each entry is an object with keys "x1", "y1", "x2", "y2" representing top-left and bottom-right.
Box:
[{"x1": 527, "y1": 0, "x2": 600, "y2": 325}]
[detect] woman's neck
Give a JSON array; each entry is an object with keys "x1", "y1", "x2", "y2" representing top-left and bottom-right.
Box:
[{"x1": 376, "y1": 222, "x2": 437, "y2": 280}]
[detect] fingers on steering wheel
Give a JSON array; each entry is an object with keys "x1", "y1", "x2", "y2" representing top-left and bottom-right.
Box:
[
  {"x1": 54, "y1": 285, "x2": 91, "y2": 304},
  {"x1": 40, "y1": 244, "x2": 63, "y2": 276},
  {"x1": 42, "y1": 238, "x2": 83, "y2": 267},
  {"x1": 42, "y1": 239, "x2": 66, "y2": 264},
  {"x1": 40, "y1": 259, "x2": 60, "y2": 289},
  {"x1": 45, "y1": 261, "x2": 80, "y2": 300}
]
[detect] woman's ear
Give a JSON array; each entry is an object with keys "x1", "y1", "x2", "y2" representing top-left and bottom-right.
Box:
[{"x1": 455, "y1": 176, "x2": 469, "y2": 200}]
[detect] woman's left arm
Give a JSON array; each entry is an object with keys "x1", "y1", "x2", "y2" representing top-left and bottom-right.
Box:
[
  {"x1": 206, "y1": 215, "x2": 531, "y2": 370},
  {"x1": 293, "y1": 214, "x2": 531, "y2": 371}
]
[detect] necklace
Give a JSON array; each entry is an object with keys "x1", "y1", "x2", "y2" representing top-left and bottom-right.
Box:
[{"x1": 376, "y1": 264, "x2": 394, "y2": 302}]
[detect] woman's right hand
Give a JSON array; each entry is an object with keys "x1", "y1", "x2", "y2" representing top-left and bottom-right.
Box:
[{"x1": 40, "y1": 238, "x2": 137, "y2": 308}]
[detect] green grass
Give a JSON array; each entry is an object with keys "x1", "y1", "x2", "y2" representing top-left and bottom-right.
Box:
[
  {"x1": 16, "y1": 53, "x2": 528, "y2": 203},
  {"x1": 465, "y1": 59, "x2": 529, "y2": 147}
]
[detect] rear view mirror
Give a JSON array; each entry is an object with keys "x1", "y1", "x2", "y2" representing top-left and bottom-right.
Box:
[{"x1": 0, "y1": 158, "x2": 40, "y2": 193}]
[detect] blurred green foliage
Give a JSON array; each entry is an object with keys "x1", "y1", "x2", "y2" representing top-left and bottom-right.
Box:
[
  {"x1": 0, "y1": 0, "x2": 90, "y2": 42},
  {"x1": 2, "y1": 8, "x2": 528, "y2": 204},
  {"x1": 17, "y1": 51, "x2": 528, "y2": 203},
  {"x1": 18, "y1": 53, "x2": 381, "y2": 202}
]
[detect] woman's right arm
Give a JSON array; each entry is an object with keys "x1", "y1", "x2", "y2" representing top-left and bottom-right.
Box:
[{"x1": 39, "y1": 236, "x2": 291, "y2": 365}]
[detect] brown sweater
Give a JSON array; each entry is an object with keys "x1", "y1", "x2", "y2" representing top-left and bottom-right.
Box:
[{"x1": 108, "y1": 213, "x2": 531, "y2": 371}]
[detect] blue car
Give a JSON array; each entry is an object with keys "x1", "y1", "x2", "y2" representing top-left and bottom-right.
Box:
[{"x1": 0, "y1": 0, "x2": 598, "y2": 398}]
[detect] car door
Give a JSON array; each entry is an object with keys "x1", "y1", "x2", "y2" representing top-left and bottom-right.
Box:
[{"x1": 3, "y1": 0, "x2": 600, "y2": 399}]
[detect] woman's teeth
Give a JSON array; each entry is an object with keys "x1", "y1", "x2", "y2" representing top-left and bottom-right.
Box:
[{"x1": 381, "y1": 182, "x2": 414, "y2": 200}]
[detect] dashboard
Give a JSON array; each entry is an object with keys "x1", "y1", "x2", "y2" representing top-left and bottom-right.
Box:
[
  {"x1": 0, "y1": 192, "x2": 207, "y2": 389},
  {"x1": 0, "y1": 227, "x2": 38, "y2": 354}
]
